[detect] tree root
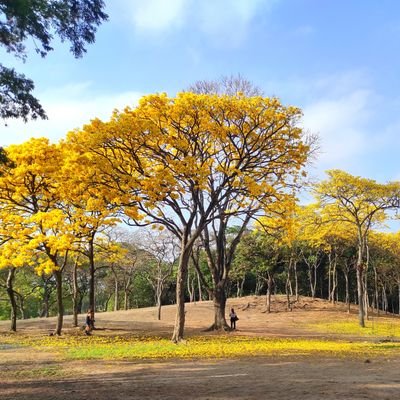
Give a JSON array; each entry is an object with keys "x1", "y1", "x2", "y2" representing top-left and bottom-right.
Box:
[{"x1": 203, "y1": 323, "x2": 231, "y2": 332}]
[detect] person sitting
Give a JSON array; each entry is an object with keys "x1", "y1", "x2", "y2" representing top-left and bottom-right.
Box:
[{"x1": 85, "y1": 308, "x2": 93, "y2": 335}]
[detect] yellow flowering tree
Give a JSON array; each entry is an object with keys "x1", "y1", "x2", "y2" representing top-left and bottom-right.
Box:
[
  {"x1": 70, "y1": 92, "x2": 310, "y2": 341},
  {"x1": 0, "y1": 138, "x2": 74, "y2": 334},
  {"x1": 58, "y1": 139, "x2": 120, "y2": 325},
  {"x1": 315, "y1": 169, "x2": 400, "y2": 327}
]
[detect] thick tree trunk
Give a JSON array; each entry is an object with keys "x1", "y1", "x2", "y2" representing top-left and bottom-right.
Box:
[
  {"x1": 54, "y1": 269, "x2": 64, "y2": 335},
  {"x1": 6, "y1": 268, "x2": 17, "y2": 332},
  {"x1": 211, "y1": 282, "x2": 229, "y2": 330}
]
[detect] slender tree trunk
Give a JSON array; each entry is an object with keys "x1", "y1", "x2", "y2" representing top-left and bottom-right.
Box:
[
  {"x1": 374, "y1": 265, "x2": 379, "y2": 314},
  {"x1": 156, "y1": 281, "x2": 163, "y2": 320},
  {"x1": 240, "y1": 276, "x2": 245, "y2": 297},
  {"x1": 356, "y1": 264, "x2": 365, "y2": 327},
  {"x1": 40, "y1": 276, "x2": 50, "y2": 318},
  {"x1": 114, "y1": 274, "x2": 119, "y2": 312},
  {"x1": 265, "y1": 274, "x2": 273, "y2": 313},
  {"x1": 197, "y1": 271, "x2": 202, "y2": 301},
  {"x1": 72, "y1": 258, "x2": 79, "y2": 327},
  {"x1": 6, "y1": 268, "x2": 17, "y2": 332},
  {"x1": 54, "y1": 269, "x2": 64, "y2": 335},
  {"x1": 187, "y1": 273, "x2": 194, "y2": 303},
  {"x1": 382, "y1": 284, "x2": 388, "y2": 314},
  {"x1": 294, "y1": 261, "x2": 299, "y2": 301},
  {"x1": 328, "y1": 253, "x2": 332, "y2": 302},
  {"x1": 398, "y1": 282, "x2": 400, "y2": 315},
  {"x1": 330, "y1": 254, "x2": 337, "y2": 303},
  {"x1": 364, "y1": 265, "x2": 369, "y2": 320},
  {"x1": 88, "y1": 235, "x2": 96, "y2": 326},
  {"x1": 17, "y1": 294, "x2": 25, "y2": 319},
  {"x1": 285, "y1": 279, "x2": 291, "y2": 312},
  {"x1": 124, "y1": 290, "x2": 129, "y2": 310},
  {"x1": 171, "y1": 244, "x2": 192, "y2": 343}
]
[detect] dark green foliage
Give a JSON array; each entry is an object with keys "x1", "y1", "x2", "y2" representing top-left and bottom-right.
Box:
[
  {"x1": 0, "y1": 0, "x2": 108, "y2": 121},
  {"x1": 0, "y1": 66, "x2": 46, "y2": 121}
]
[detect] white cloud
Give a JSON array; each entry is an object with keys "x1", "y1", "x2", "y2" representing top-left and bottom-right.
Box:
[
  {"x1": 303, "y1": 89, "x2": 371, "y2": 168},
  {"x1": 129, "y1": 0, "x2": 186, "y2": 32},
  {"x1": 112, "y1": 0, "x2": 274, "y2": 45},
  {"x1": 0, "y1": 83, "x2": 144, "y2": 147},
  {"x1": 196, "y1": 0, "x2": 268, "y2": 45}
]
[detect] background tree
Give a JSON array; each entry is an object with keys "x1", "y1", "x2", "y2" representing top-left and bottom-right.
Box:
[
  {"x1": 0, "y1": 0, "x2": 108, "y2": 121},
  {"x1": 137, "y1": 229, "x2": 178, "y2": 320},
  {"x1": 315, "y1": 170, "x2": 400, "y2": 326}
]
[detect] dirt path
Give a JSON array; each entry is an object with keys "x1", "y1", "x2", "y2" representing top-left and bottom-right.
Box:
[{"x1": 2, "y1": 356, "x2": 400, "y2": 400}]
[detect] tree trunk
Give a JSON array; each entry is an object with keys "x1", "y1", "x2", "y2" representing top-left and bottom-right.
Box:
[
  {"x1": 72, "y1": 258, "x2": 79, "y2": 327},
  {"x1": 197, "y1": 271, "x2": 202, "y2": 301},
  {"x1": 356, "y1": 264, "x2": 365, "y2": 327},
  {"x1": 374, "y1": 265, "x2": 379, "y2": 314},
  {"x1": 54, "y1": 269, "x2": 64, "y2": 335},
  {"x1": 124, "y1": 290, "x2": 129, "y2": 310},
  {"x1": 294, "y1": 261, "x2": 299, "y2": 301},
  {"x1": 171, "y1": 244, "x2": 192, "y2": 343},
  {"x1": 265, "y1": 274, "x2": 273, "y2": 313},
  {"x1": 187, "y1": 273, "x2": 194, "y2": 303},
  {"x1": 328, "y1": 253, "x2": 332, "y2": 302},
  {"x1": 211, "y1": 281, "x2": 229, "y2": 330},
  {"x1": 285, "y1": 269, "x2": 292, "y2": 311},
  {"x1": 114, "y1": 275, "x2": 119, "y2": 312},
  {"x1": 16, "y1": 294, "x2": 25, "y2": 319},
  {"x1": 364, "y1": 265, "x2": 369, "y2": 320},
  {"x1": 331, "y1": 255, "x2": 337, "y2": 304},
  {"x1": 40, "y1": 275, "x2": 50, "y2": 318},
  {"x1": 6, "y1": 268, "x2": 17, "y2": 332},
  {"x1": 156, "y1": 281, "x2": 163, "y2": 320},
  {"x1": 398, "y1": 282, "x2": 400, "y2": 315},
  {"x1": 88, "y1": 236, "x2": 96, "y2": 326},
  {"x1": 344, "y1": 263, "x2": 350, "y2": 313}
]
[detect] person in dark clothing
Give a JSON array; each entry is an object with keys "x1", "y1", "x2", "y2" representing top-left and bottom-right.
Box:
[
  {"x1": 85, "y1": 309, "x2": 93, "y2": 335},
  {"x1": 229, "y1": 308, "x2": 238, "y2": 330}
]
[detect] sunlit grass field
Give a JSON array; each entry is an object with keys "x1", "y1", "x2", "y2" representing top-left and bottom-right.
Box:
[
  {"x1": 306, "y1": 317, "x2": 400, "y2": 338},
  {"x1": 2, "y1": 332, "x2": 400, "y2": 361}
]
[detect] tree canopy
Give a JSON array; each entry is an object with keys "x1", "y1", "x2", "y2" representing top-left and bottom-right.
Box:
[{"x1": 0, "y1": 0, "x2": 108, "y2": 121}]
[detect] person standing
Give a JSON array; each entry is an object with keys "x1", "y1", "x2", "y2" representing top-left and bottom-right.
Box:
[{"x1": 229, "y1": 308, "x2": 238, "y2": 330}]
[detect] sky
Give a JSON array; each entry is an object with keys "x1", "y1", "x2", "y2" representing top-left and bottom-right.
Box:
[{"x1": 1, "y1": 0, "x2": 400, "y2": 184}]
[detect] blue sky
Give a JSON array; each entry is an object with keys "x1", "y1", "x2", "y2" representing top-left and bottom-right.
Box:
[{"x1": 2, "y1": 0, "x2": 400, "y2": 183}]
